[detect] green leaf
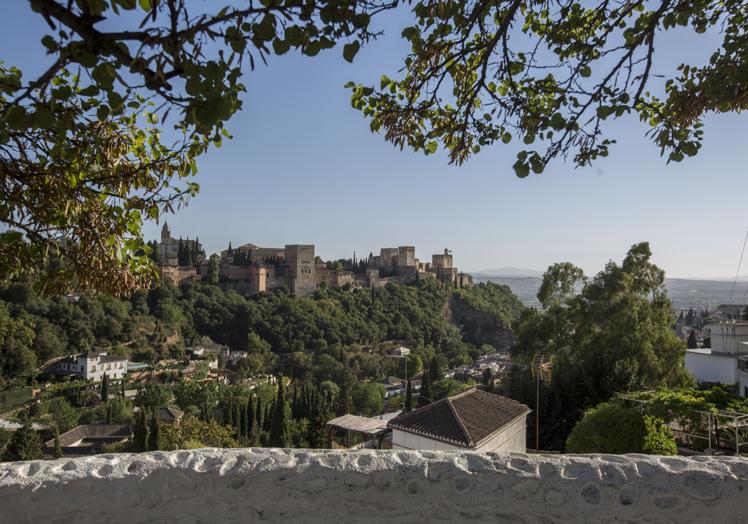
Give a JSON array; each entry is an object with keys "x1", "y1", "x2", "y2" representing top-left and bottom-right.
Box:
[
  {"x1": 513, "y1": 158, "x2": 530, "y2": 178},
  {"x1": 35, "y1": 108, "x2": 55, "y2": 129},
  {"x1": 5, "y1": 106, "x2": 29, "y2": 130},
  {"x1": 580, "y1": 66, "x2": 592, "y2": 78},
  {"x1": 97, "y1": 105, "x2": 110, "y2": 120},
  {"x1": 138, "y1": 0, "x2": 152, "y2": 11},
  {"x1": 41, "y1": 35, "x2": 56, "y2": 50},
  {"x1": 343, "y1": 41, "x2": 360, "y2": 63},
  {"x1": 273, "y1": 38, "x2": 290, "y2": 55}
]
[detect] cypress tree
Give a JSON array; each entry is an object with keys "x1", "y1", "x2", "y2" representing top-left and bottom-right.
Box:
[
  {"x1": 100, "y1": 373, "x2": 109, "y2": 402},
  {"x1": 247, "y1": 397, "x2": 256, "y2": 442},
  {"x1": 120, "y1": 380, "x2": 126, "y2": 398},
  {"x1": 269, "y1": 377, "x2": 288, "y2": 447},
  {"x1": 106, "y1": 402, "x2": 113, "y2": 424},
  {"x1": 177, "y1": 238, "x2": 185, "y2": 265},
  {"x1": 306, "y1": 390, "x2": 327, "y2": 448},
  {"x1": 405, "y1": 379, "x2": 413, "y2": 413},
  {"x1": 134, "y1": 410, "x2": 148, "y2": 452},
  {"x1": 255, "y1": 396, "x2": 264, "y2": 434},
  {"x1": 482, "y1": 368, "x2": 493, "y2": 386},
  {"x1": 337, "y1": 351, "x2": 354, "y2": 416},
  {"x1": 235, "y1": 401, "x2": 242, "y2": 437},
  {"x1": 53, "y1": 428, "x2": 64, "y2": 459},
  {"x1": 148, "y1": 412, "x2": 160, "y2": 451},
  {"x1": 418, "y1": 370, "x2": 432, "y2": 407},
  {"x1": 687, "y1": 329, "x2": 698, "y2": 349},
  {"x1": 264, "y1": 405, "x2": 272, "y2": 432},
  {"x1": 429, "y1": 356, "x2": 442, "y2": 382}
]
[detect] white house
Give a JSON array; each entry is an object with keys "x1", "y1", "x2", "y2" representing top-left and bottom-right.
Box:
[
  {"x1": 54, "y1": 351, "x2": 128, "y2": 381},
  {"x1": 388, "y1": 388, "x2": 530, "y2": 453},
  {"x1": 388, "y1": 346, "x2": 411, "y2": 357},
  {"x1": 685, "y1": 321, "x2": 748, "y2": 396}
]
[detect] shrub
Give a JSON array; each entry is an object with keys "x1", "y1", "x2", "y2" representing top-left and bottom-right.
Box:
[{"x1": 566, "y1": 402, "x2": 677, "y2": 455}]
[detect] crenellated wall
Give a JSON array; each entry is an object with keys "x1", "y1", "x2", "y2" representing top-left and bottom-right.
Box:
[{"x1": 1, "y1": 449, "x2": 747, "y2": 523}]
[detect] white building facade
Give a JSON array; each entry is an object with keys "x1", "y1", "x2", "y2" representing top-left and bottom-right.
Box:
[
  {"x1": 55, "y1": 352, "x2": 128, "y2": 381},
  {"x1": 685, "y1": 321, "x2": 748, "y2": 397}
]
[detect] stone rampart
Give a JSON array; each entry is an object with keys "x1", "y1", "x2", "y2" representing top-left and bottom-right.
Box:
[{"x1": 1, "y1": 449, "x2": 747, "y2": 523}]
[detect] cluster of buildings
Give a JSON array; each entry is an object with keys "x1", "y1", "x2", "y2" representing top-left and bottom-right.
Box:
[
  {"x1": 450, "y1": 352, "x2": 512, "y2": 382},
  {"x1": 157, "y1": 224, "x2": 473, "y2": 296}
]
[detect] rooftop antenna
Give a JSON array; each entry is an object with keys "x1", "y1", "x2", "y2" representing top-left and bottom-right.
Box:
[{"x1": 531, "y1": 354, "x2": 552, "y2": 452}]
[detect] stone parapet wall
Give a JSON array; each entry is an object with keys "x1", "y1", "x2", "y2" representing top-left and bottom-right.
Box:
[{"x1": 1, "y1": 449, "x2": 747, "y2": 523}]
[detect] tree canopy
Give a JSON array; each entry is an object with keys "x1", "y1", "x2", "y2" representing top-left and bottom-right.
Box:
[
  {"x1": 350, "y1": 0, "x2": 747, "y2": 175},
  {"x1": 502, "y1": 242, "x2": 691, "y2": 449}
]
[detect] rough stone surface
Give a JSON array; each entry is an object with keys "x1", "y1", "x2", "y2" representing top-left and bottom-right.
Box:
[{"x1": 1, "y1": 449, "x2": 747, "y2": 523}]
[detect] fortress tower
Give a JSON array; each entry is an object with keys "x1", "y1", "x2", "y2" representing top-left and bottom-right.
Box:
[{"x1": 285, "y1": 245, "x2": 316, "y2": 296}]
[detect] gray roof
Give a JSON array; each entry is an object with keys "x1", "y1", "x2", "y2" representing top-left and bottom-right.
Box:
[
  {"x1": 326, "y1": 414, "x2": 389, "y2": 435},
  {"x1": 388, "y1": 388, "x2": 530, "y2": 448}
]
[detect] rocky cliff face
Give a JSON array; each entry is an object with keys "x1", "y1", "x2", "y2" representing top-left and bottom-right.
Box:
[{"x1": 447, "y1": 291, "x2": 518, "y2": 350}]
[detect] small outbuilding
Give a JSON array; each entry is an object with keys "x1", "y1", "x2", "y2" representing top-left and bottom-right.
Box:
[{"x1": 388, "y1": 388, "x2": 530, "y2": 452}]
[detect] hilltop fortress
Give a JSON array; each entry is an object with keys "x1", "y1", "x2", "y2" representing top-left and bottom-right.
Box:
[{"x1": 157, "y1": 227, "x2": 472, "y2": 296}]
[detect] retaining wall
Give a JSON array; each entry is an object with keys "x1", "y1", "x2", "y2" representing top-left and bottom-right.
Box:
[{"x1": 1, "y1": 449, "x2": 747, "y2": 522}]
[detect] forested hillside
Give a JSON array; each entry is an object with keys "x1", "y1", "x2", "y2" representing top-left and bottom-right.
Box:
[{"x1": 0, "y1": 278, "x2": 523, "y2": 382}]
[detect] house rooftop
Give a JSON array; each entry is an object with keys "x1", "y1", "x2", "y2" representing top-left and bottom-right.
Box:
[{"x1": 388, "y1": 388, "x2": 530, "y2": 448}]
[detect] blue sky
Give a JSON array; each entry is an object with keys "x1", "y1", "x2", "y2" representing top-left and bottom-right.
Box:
[{"x1": 3, "y1": 3, "x2": 747, "y2": 278}]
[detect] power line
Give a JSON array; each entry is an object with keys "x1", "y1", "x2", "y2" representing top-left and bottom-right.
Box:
[{"x1": 729, "y1": 229, "x2": 748, "y2": 307}]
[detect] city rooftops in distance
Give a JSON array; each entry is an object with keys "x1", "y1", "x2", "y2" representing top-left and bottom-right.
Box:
[{"x1": 388, "y1": 388, "x2": 530, "y2": 449}]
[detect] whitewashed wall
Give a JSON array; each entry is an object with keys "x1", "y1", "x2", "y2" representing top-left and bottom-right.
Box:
[
  {"x1": 2, "y1": 449, "x2": 748, "y2": 523},
  {"x1": 684, "y1": 351, "x2": 736, "y2": 384}
]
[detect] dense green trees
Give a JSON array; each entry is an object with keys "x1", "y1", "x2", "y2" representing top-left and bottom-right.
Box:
[
  {"x1": 0, "y1": 272, "x2": 522, "y2": 381},
  {"x1": 503, "y1": 243, "x2": 691, "y2": 450}
]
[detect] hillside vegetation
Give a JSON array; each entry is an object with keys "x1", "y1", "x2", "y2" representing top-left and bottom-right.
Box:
[{"x1": 0, "y1": 278, "x2": 523, "y2": 383}]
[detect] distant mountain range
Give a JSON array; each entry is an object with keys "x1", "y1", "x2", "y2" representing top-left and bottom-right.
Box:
[
  {"x1": 474, "y1": 273, "x2": 748, "y2": 309},
  {"x1": 472, "y1": 267, "x2": 545, "y2": 278}
]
